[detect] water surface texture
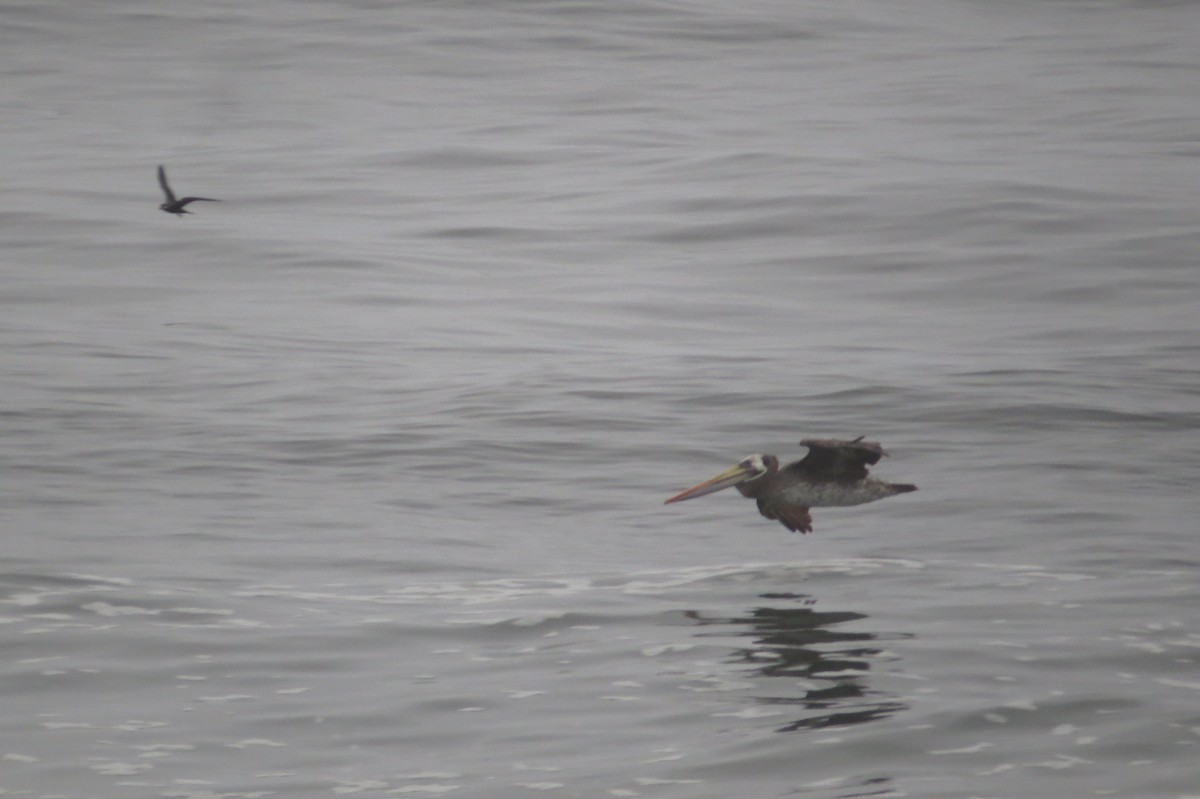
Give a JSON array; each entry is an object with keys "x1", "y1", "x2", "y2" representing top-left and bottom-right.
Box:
[{"x1": 3, "y1": 1, "x2": 1198, "y2": 797}]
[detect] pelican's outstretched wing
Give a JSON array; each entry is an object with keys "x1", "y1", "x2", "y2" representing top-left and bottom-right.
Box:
[
  {"x1": 756, "y1": 497, "x2": 813, "y2": 534},
  {"x1": 791, "y1": 437, "x2": 887, "y2": 483}
]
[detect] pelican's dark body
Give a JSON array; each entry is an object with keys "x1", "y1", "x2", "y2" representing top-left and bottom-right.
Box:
[
  {"x1": 666, "y1": 438, "x2": 917, "y2": 533},
  {"x1": 157, "y1": 165, "x2": 220, "y2": 217}
]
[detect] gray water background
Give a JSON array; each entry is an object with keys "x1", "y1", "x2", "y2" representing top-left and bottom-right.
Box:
[{"x1": 2, "y1": 0, "x2": 1198, "y2": 797}]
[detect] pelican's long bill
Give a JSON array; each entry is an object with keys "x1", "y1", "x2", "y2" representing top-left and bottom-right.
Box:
[{"x1": 664, "y1": 461, "x2": 758, "y2": 504}]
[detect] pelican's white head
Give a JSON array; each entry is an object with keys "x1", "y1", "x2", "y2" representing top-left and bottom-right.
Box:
[{"x1": 736, "y1": 454, "x2": 772, "y2": 481}]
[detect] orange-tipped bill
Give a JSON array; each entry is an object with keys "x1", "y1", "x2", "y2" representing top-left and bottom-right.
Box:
[{"x1": 664, "y1": 462, "x2": 755, "y2": 504}]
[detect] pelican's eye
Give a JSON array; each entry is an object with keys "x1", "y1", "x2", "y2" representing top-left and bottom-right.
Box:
[{"x1": 739, "y1": 455, "x2": 766, "y2": 477}]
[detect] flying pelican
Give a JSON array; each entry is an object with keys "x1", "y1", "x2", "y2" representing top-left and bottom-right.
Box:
[
  {"x1": 157, "y1": 165, "x2": 220, "y2": 217},
  {"x1": 664, "y1": 437, "x2": 916, "y2": 533}
]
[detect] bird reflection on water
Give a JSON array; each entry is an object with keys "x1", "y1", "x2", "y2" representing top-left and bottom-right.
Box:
[{"x1": 684, "y1": 594, "x2": 910, "y2": 733}]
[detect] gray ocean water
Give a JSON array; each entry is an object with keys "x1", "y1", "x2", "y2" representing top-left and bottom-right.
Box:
[{"x1": 3, "y1": 1, "x2": 1198, "y2": 797}]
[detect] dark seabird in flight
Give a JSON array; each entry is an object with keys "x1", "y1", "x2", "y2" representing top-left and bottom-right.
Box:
[
  {"x1": 665, "y1": 437, "x2": 917, "y2": 533},
  {"x1": 157, "y1": 165, "x2": 220, "y2": 217}
]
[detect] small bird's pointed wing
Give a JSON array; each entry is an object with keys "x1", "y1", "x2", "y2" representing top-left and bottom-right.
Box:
[
  {"x1": 789, "y1": 438, "x2": 887, "y2": 483},
  {"x1": 177, "y1": 197, "x2": 220, "y2": 206},
  {"x1": 157, "y1": 165, "x2": 176, "y2": 203}
]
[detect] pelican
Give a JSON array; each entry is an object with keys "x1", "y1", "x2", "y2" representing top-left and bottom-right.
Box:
[
  {"x1": 157, "y1": 165, "x2": 220, "y2": 217},
  {"x1": 664, "y1": 437, "x2": 916, "y2": 533}
]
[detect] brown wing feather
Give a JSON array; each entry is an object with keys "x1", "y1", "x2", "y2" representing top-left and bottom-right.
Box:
[
  {"x1": 757, "y1": 497, "x2": 813, "y2": 534},
  {"x1": 790, "y1": 438, "x2": 887, "y2": 483}
]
